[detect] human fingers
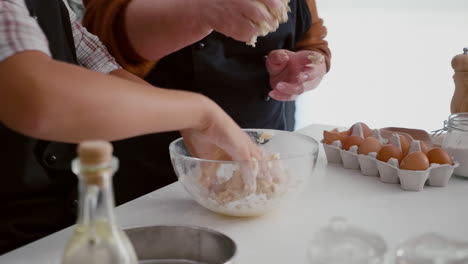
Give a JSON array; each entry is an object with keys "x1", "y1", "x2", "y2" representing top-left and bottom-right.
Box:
[
  {"x1": 268, "y1": 89, "x2": 297, "y2": 101},
  {"x1": 301, "y1": 50, "x2": 326, "y2": 67},
  {"x1": 297, "y1": 67, "x2": 324, "y2": 82},
  {"x1": 245, "y1": 1, "x2": 279, "y2": 35},
  {"x1": 266, "y1": 49, "x2": 290, "y2": 76},
  {"x1": 275, "y1": 81, "x2": 305, "y2": 95},
  {"x1": 239, "y1": 160, "x2": 258, "y2": 193},
  {"x1": 201, "y1": 0, "x2": 262, "y2": 43},
  {"x1": 258, "y1": 0, "x2": 290, "y2": 23}
]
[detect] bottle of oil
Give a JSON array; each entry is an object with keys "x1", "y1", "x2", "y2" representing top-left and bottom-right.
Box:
[{"x1": 62, "y1": 141, "x2": 138, "y2": 264}]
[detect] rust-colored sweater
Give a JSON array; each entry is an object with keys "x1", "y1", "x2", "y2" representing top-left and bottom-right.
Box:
[{"x1": 83, "y1": 0, "x2": 331, "y2": 78}]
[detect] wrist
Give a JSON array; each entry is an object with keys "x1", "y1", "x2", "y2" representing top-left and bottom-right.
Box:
[{"x1": 195, "y1": 94, "x2": 221, "y2": 132}]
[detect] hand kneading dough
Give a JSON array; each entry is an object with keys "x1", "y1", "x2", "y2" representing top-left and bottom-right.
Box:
[{"x1": 197, "y1": 136, "x2": 289, "y2": 205}]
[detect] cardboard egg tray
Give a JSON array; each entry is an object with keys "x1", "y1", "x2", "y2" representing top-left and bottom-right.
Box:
[{"x1": 323, "y1": 126, "x2": 459, "y2": 192}]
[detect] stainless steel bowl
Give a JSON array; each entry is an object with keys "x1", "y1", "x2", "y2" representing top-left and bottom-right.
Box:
[{"x1": 124, "y1": 225, "x2": 236, "y2": 264}]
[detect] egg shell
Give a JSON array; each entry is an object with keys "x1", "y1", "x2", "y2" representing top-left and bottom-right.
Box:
[
  {"x1": 398, "y1": 135, "x2": 411, "y2": 156},
  {"x1": 377, "y1": 145, "x2": 403, "y2": 163},
  {"x1": 427, "y1": 148, "x2": 453, "y2": 165},
  {"x1": 348, "y1": 122, "x2": 373, "y2": 138},
  {"x1": 339, "y1": 131, "x2": 348, "y2": 136},
  {"x1": 342, "y1": 135, "x2": 364, "y2": 151},
  {"x1": 400, "y1": 151, "x2": 430, "y2": 171},
  {"x1": 323, "y1": 130, "x2": 348, "y2": 145},
  {"x1": 358, "y1": 137, "x2": 382, "y2": 155}
]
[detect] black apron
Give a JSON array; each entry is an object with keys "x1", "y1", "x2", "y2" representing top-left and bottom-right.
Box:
[
  {"x1": 0, "y1": 0, "x2": 80, "y2": 254},
  {"x1": 140, "y1": 0, "x2": 312, "y2": 200}
]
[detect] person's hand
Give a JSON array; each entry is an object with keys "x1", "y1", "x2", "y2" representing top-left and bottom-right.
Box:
[
  {"x1": 266, "y1": 49, "x2": 327, "y2": 101},
  {"x1": 180, "y1": 103, "x2": 264, "y2": 192},
  {"x1": 196, "y1": 0, "x2": 289, "y2": 44},
  {"x1": 180, "y1": 110, "x2": 262, "y2": 162}
]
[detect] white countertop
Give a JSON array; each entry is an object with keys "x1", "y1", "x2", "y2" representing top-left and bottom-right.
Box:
[{"x1": 2, "y1": 124, "x2": 468, "y2": 264}]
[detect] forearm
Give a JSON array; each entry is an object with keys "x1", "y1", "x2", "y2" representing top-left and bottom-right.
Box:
[
  {"x1": 126, "y1": 0, "x2": 212, "y2": 60},
  {"x1": 109, "y1": 68, "x2": 151, "y2": 85},
  {"x1": 0, "y1": 52, "x2": 215, "y2": 143}
]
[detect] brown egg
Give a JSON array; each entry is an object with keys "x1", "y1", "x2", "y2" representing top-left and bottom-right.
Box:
[
  {"x1": 398, "y1": 135, "x2": 410, "y2": 156},
  {"x1": 400, "y1": 152, "x2": 430, "y2": 171},
  {"x1": 342, "y1": 135, "x2": 364, "y2": 150},
  {"x1": 339, "y1": 131, "x2": 349, "y2": 137},
  {"x1": 427, "y1": 148, "x2": 453, "y2": 165},
  {"x1": 377, "y1": 145, "x2": 403, "y2": 163},
  {"x1": 348, "y1": 122, "x2": 373, "y2": 138},
  {"x1": 358, "y1": 137, "x2": 382, "y2": 155},
  {"x1": 323, "y1": 130, "x2": 348, "y2": 145}
]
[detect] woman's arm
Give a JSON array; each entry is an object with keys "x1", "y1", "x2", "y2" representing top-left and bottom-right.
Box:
[
  {"x1": 124, "y1": 0, "x2": 212, "y2": 61},
  {"x1": 0, "y1": 51, "x2": 262, "y2": 161},
  {"x1": 82, "y1": 0, "x2": 285, "y2": 76},
  {"x1": 0, "y1": 51, "x2": 214, "y2": 142}
]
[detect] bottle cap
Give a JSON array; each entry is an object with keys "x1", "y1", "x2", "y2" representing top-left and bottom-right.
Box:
[
  {"x1": 77, "y1": 141, "x2": 113, "y2": 186},
  {"x1": 77, "y1": 140, "x2": 113, "y2": 166}
]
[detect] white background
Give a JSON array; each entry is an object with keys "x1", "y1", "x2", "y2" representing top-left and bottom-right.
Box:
[{"x1": 295, "y1": 0, "x2": 468, "y2": 132}]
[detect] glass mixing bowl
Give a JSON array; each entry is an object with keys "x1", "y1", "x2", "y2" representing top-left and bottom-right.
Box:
[{"x1": 169, "y1": 129, "x2": 319, "y2": 217}]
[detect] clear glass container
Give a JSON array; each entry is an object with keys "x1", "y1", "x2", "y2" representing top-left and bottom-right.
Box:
[
  {"x1": 441, "y1": 112, "x2": 468, "y2": 177},
  {"x1": 306, "y1": 217, "x2": 387, "y2": 264},
  {"x1": 395, "y1": 233, "x2": 468, "y2": 264},
  {"x1": 169, "y1": 129, "x2": 319, "y2": 217},
  {"x1": 61, "y1": 157, "x2": 138, "y2": 264}
]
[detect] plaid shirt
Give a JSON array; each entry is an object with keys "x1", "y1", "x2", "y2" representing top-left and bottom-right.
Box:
[{"x1": 0, "y1": 0, "x2": 120, "y2": 73}]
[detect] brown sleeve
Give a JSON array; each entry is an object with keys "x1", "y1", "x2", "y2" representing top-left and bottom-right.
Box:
[
  {"x1": 82, "y1": 0, "x2": 155, "y2": 77},
  {"x1": 295, "y1": 0, "x2": 331, "y2": 72}
]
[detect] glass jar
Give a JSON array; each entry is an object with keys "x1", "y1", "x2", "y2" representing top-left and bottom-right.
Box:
[
  {"x1": 306, "y1": 217, "x2": 387, "y2": 264},
  {"x1": 441, "y1": 112, "x2": 468, "y2": 177},
  {"x1": 395, "y1": 233, "x2": 468, "y2": 264}
]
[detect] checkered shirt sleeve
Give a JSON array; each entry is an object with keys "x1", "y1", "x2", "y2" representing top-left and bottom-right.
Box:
[{"x1": 0, "y1": 0, "x2": 121, "y2": 73}]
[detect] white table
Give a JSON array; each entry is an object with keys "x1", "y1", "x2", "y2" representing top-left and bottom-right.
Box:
[{"x1": 2, "y1": 124, "x2": 468, "y2": 264}]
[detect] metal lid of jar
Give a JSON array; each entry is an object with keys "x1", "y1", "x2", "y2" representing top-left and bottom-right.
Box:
[{"x1": 447, "y1": 112, "x2": 468, "y2": 132}]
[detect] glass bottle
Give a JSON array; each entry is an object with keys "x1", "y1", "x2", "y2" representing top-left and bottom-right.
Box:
[
  {"x1": 441, "y1": 112, "x2": 468, "y2": 177},
  {"x1": 62, "y1": 141, "x2": 138, "y2": 264}
]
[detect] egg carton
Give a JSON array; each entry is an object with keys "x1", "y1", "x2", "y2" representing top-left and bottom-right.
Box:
[{"x1": 323, "y1": 124, "x2": 459, "y2": 192}]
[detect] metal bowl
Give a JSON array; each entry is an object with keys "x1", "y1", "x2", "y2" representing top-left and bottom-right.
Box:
[{"x1": 124, "y1": 225, "x2": 236, "y2": 264}]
